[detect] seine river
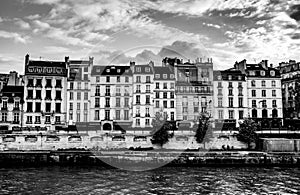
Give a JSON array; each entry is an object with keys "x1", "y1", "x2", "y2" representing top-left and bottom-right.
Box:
[{"x1": 0, "y1": 166, "x2": 299, "y2": 194}]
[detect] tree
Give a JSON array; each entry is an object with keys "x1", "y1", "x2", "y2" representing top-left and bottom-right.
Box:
[
  {"x1": 151, "y1": 112, "x2": 173, "y2": 147},
  {"x1": 194, "y1": 112, "x2": 210, "y2": 143},
  {"x1": 236, "y1": 118, "x2": 260, "y2": 149}
]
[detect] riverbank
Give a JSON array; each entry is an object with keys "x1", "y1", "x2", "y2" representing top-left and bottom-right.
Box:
[{"x1": 1, "y1": 150, "x2": 300, "y2": 168}]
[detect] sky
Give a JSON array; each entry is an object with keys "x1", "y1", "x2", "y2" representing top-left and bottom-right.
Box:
[{"x1": 0, "y1": 0, "x2": 300, "y2": 73}]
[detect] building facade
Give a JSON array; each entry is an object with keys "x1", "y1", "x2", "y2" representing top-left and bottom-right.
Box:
[
  {"x1": 213, "y1": 69, "x2": 248, "y2": 130},
  {"x1": 23, "y1": 54, "x2": 68, "y2": 131}
]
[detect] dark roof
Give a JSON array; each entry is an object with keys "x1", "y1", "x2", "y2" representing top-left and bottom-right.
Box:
[
  {"x1": 1, "y1": 86, "x2": 24, "y2": 100},
  {"x1": 91, "y1": 65, "x2": 132, "y2": 76},
  {"x1": 69, "y1": 60, "x2": 89, "y2": 65},
  {"x1": 28, "y1": 60, "x2": 66, "y2": 68},
  {"x1": 213, "y1": 69, "x2": 246, "y2": 81},
  {"x1": 153, "y1": 67, "x2": 175, "y2": 80},
  {"x1": 133, "y1": 64, "x2": 154, "y2": 74},
  {"x1": 246, "y1": 65, "x2": 281, "y2": 77}
]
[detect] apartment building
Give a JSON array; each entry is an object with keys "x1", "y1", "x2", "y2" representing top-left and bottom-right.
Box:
[
  {"x1": 213, "y1": 69, "x2": 247, "y2": 129},
  {"x1": 23, "y1": 54, "x2": 68, "y2": 131}
]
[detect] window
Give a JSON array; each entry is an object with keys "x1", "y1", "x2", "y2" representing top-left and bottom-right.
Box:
[
  {"x1": 70, "y1": 102, "x2": 73, "y2": 110},
  {"x1": 262, "y1": 80, "x2": 266, "y2": 87},
  {"x1": 117, "y1": 76, "x2": 120, "y2": 82},
  {"x1": 77, "y1": 82, "x2": 81, "y2": 89},
  {"x1": 116, "y1": 110, "x2": 121, "y2": 120},
  {"x1": 163, "y1": 74, "x2": 167, "y2": 79},
  {"x1": 146, "y1": 76, "x2": 151, "y2": 83},
  {"x1": 183, "y1": 107, "x2": 188, "y2": 113},
  {"x1": 251, "y1": 80, "x2": 255, "y2": 87},
  {"x1": 272, "y1": 80, "x2": 276, "y2": 87},
  {"x1": 35, "y1": 102, "x2": 41, "y2": 112},
  {"x1": 105, "y1": 98, "x2": 110, "y2": 107},
  {"x1": 252, "y1": 100, "x2": 256, "y2": 107},
  {"x1": 171, "y1": 112, "x2": 175, "y2": 121},
  {"x1": 252, "y1": 109, "x2": 257, "y2": 118},
  {"x1": 272, "y1": 100, "x2": 277, "y2": 107},
  {"x1": 14, "y1": 101, "x2": 19, "y2": 109},
  {"x1": 252, "y1": 90, "x2": 256, "y2": 97},
  {"x1": 125, "y1": 98, "x2": 129, "y2": 107},
  {"x1": 170, "y1": 92, "x2": 175, "y2": 99},
  {"x1": 136, "y1": 76, "x2": 141, "y2": 83},
  {"x1": 26, "y1": 116, "x2": 32, "y2": 124},
  {"x1": 194, "y1": 106, "x2": 198, "y2": 113},
  {"x1": 163, "y1": 92, "x2": 167, "y2": 99},
  {"x1": 239, "y1": 110, "x2": 244, "y2": 119},
  {"x1": 84, "y1": 92, "x2": 88, "y2": 100},
  {"x1": 84, "y1": 66, "x2": 88, "y2": 72},
  {"x1": 163, "y1": 83, "x2": 167, "y2": 89},
  {"x1": 56, "y1": 103, "x2": 61, "y2": 113},
  {"x1": 106, "y1": 76, "x2": 110, "y2": 82},
  {"x1": 27, "y1": 90, "x2": 33, "y2": 99},
  {"x1": 155, "y1": 74, "x2": 160, "y2": 79},
  {"x1": 35, "y1": 116, "x2": 41, "y2": 124},
  {"x1": 84, "y1": 82, "x2": 88, "y2": 89},
  {"x1": 136, "y1": 95, "x2": 140, "y2": 104},
  {"x1": 229, "y1": 110, "x2": 234, "y2": 119},
  {"x1": 55, "y1": 116, "x2": 61, "y2": 123},
  {"x1": 146, "y1": 108, "x2": 150, "y2": 117},
  {"x1": 238, "y1": 97, "x2": 243, "y2": 107},
  {"x1": 270, "y1": 70, "x2": 275, "y2": 76},
  {"x1": 272, "y1": 90, "x2": 276, "y2": 97},
  {"x1": 146, "y1": 85, "x2": 150, "y2": 93},
  {"x1": 69, "y1": 113, "x2": 73, "y2": 120},
  {"x1": 156, "y1": 92, "x2": 159, "y2": 99},
  {"x1": 262, "y1": 90, "x2": 266, "y2": 97},
  {"x1": 116, "y1": 98, "x2": 120, "y2": 107},
  {"x1": 156, "y1": 83, "x2": 159, "y2": 89},
  {"x1": 77, "y1": 92, "x2": 81, "y2": 100},
  {"x1": 136, "y1": 119, "x2": 140, "y2": 126},
  {"x1": 156, "y1": 101, "x2": 159, "y2": 108},
  {"x1": 170, "y1": 83, "x2": 175, "y2": 89},
  {"x1": 218, "y1": 82, "x2": 222, "y2": 88},
  {"x1": 171, "y1": 101, "x2": 174, "y2": 108},
  {"x1": 27, "y1": 79, "x2": 34, "y2": 87},
  {"x1": 105, "y1": 86, "x2": 110, "y2": 96},
  {"x1": 96, "y1": 76, "x2": 100, "y2": 82},
  {"x1": 95, "y1": 85, "x2": 100, "y2": 95},
  {"x1": 228, "y1": 89, "x2": 233, "y2": 96},
  {"x1": 45, "y1": 116, "x2": 51, "y2": 123},
  {"x1": 228, "y1": 82, "x2": 233, "y2": 88},
  {"x1": 13, "y1": 113, "x2": 19, "y2": 123},
  {"x1": 124, "y1": 110, "x2": 129, "y2": 120},
  {"x1": 70, "y1": 92, "x2": 73, "y2": 100},
  {"x1": 163, "y1": 101, "x2": 167, "y2": 108},
  {"x1": 36, "y1": 79, "x2": 42, "y2": 87},
  {"x1": 77, "y1": 113, "x2": 80, "y2": 122},
  {"x1": 218, "y1": 98, "x2": 222, "y2": 107},
  {"x1": 105, "y1": 110, "x2": 110, "y2": 120},
  {"x1": 95, "y1": 98, "x2": 100, "y2": 107},
  {"x1": 125, "y1": 77, "x2": 129, "y2": 83},
  {"x1": 238, "y1": 88, "x2": 243, "y2": 96},
  {"x1": 56, "y1": 90, "x2": 61, "y2": 100},
  {"x1": 146, "y1": 95, "x2": 150, "y2": 104},
  {"x1": 84, "y1": 103, "x2": 88, "y2": 110},
  {"x1": 95, "y1": 110, "x2": 100, "y2": 120},
  {"x1": 27, "y1": 102, "x2": 33, "y2": 112},
  {"x1": 218, "y1": 88, "x2": 222, "y2": 95},
  {"x1": 36, "y1": 90, "x2": 41, "y2": 99},
  {"x1": 218, "y1": 110, "x2": 223, "y2": 119},
  {"x1": 136, "y1": 85, "x2": 141, "y2": 93},
  {"x1": 77, "y1": 103, "x2": 81, "y2": 110},
  {"x1": 228, "y1": 75, "x2": 232, "y2": 80},
  {"x1": 261, "y1": 71, "x2": 265, "y2": 76},
  {"x1": 56, "y1": 80, "x2": 62, "y2": 88},
  {"x1": 228, "y1": 97, "x2": 233, "y2": 107},
  {"x1": 262, "y1": 100, "x2": 267, "y2": 108},
  {"x1": 46, "y1": 103, "x2": 51, "y2": 112},
  {"x1": 46, "y1": 79, "x2": 52, "y2": 88}
]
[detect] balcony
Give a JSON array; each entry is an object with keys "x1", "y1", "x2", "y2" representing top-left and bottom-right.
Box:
[
  {"x1": 12, "y1": 120, "x2": 20, "y2": 124},
  {"x1": 27, "y1": 96, "x2": 33, "y2": 100},
  {"x1": 95, "y1": 104, "x2": 100, "y2": 108},
  {"x1": 55, "y1": 85, "x2": 63, "y2": 89},
  {"x1": 116, "y1": 104, "x2": 121, "y2": 107},
  {"x1": 136, "y1": 102, "x2": 140, "y2": 105},
  {"x1": 145, "y1": 114, "x2": 150, "y2": 117},
  {"x1": 1, "y1": 107, "x2": 7, "y2": 111},
  {"x1": 27, "y1": 84, "x2": 34, "y2": 88},
  {"x1": 136, "y1": 114, "x2": 140, "y2": 117},
  {"x1": 35, "y1": 84, "x2": 42, "y2": 88},
  {"x1": 116, "y1": 93, "x2": 121, "y2": 96},
  {"x1": 27, "y1": 109, "x2": 33, "y2": 113},
  {"x1": 55, "y1": 97, "x2": 62, "y2": 101},
  {"x1": 105, "y1": 93, "x2": 110, "y2": 96},
  {"x1": 26, "y1": 121, "x2": 32, "y2": 124},
  {"x1": 35, "y1": 96, "x2": 42, "y2": 100},
  {"x1": 146, "y1": 90, "x2": 151, "y2": 93},
  {"x1": 136, "y1": 90, "x2": 141, "y2": 93},
  {"x1": 95, "y1": 93, "x2": 100, "y2": 96},
  {"x1": 55, "y1": 121, "x2": 61, "y2": 125},
  {"x1": 45, "y1": 97, "x2": 52, "y2": 101},
  {"x1": 13, "y1": 107, "x2": 20, "y2": 111},
  {"x1": 105, "y1": 104, "x2": 110, "y2": 108}
]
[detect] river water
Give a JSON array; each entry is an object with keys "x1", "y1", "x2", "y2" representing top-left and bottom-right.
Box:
[{"x1": 0, "y1": 166, "x2": 299, "y2": 194}]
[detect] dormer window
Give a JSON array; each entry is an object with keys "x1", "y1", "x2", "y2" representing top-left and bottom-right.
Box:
[
  {"x1": 155, "y1": 74, "x2": 160, "y2": 79},
  {"x1": 136, "y1": 67, "x2": 141, "y2": 72},
  {"x1": 270, "y1": 70, "x2": 275, "y2": 76},
  {"x1": 238, "y1": 76, "x2": 242, "y2": 80},
  {"x1": 260, "y1": 71, "x2": 265, "y2": 76},
  {"x1": 117, "y1": 69, "x2": 121, "y2": 73},
  {"x1": 163, "y1": 74, "x2": 167, "y2": 79},
  {"x1": 96, "y1": 68, "x2": 101, "y2": 73},
  {"x1": 228, "y1": 75, "x2": 232, "y2": 80},
  {"x1": 106, "y1": 69, "x2": 110, "y2": 73},
  {"x1": 249, "y1": 71, "x2": 255, "y2": 76},
  {"x1": 170, "y1": 74, "x2": 174, "y2": 79},
  {"x1": 217, "y1": 75, "x2": 222, "y2": 80},
  {"x1": 145, "y1": 67, "x2": 150, "y2": 72}
]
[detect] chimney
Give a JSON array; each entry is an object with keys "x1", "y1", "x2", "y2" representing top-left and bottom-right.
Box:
[
  {"x1": 270, "y1": 64, "x2": 273, "y2": 68},
  {"x1": 130, "y1": 61, "x2": 135, "y2": 71},
  {"x1": 25, "y1": 54, "x2": 29, "y2": 66},
  {"x1": 89, "y1": 56, "x2": 94, "y2": 65},
  {"x1": 207, "y1": 58, "x2": 209, "y2": 63},
  {"x1": 188, "y1": 59, "x2": 190, "y2": 63},
  {"x1": 210, "y1": 58, "x2": 213, "y2": 63},
  {"x1": 65, "y1": 56, "x2": 69, "y2": 63},
  {"x1": 200, "y1": 58, "x2": 202, "y2": 63},
  {"x1": 149, "y1": 61, "x2": 154, "y2": 68},
  {"x1": 180, "y1": 59, "x2": 183, "y2": 64}
]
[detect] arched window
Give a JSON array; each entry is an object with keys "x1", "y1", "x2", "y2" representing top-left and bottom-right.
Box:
[
  {"x1": 262, "y1": 109, "x2": 268, "y2": 118},
  {"x1": 272, "y1": 109, "x2": 278, "y2": 118},
  {"x1": 252, "y1": 109, "x2": 257, "y2": 118},
  {"x1": 103, "y1": 123, "x2": 112, "y2": 130}
]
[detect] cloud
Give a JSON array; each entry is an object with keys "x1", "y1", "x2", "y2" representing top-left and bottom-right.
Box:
[
  {"x1": 25, "y1": 14, "x2": 41, "y2": 20},
  {"x1": 43, "y1": 46, "x2": 71, "y2": 53},
  {"x1": 0, "y1": 30, "x2": 29, "y2": 44},
  {"x1": 15, "y1": 19, "x2": 30, "y2": 29}
]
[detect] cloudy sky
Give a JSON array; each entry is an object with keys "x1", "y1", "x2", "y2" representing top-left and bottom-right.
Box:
[{"x1": 0, "y1": 0, "x2": 299, "y2": 72}]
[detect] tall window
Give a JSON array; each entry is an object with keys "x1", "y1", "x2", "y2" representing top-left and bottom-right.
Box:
[
  {"x1": 252, "y1": 90, "x2": 256, "y2": 97},
  {"x1": 262, "y1": 90, "x2": 266, "y2": 97},
  {"x1": 84, "y1": 92, "x2": 88, "y2": 100},
  {"x1": 218, "y1": 98, "x2": 222, "y2": 107},
  {"x1": 251, "y1": 80, "x2": 255, "y2": 87},
  {"x1": 124, "y1": 110, "x2": 129, "y2": 120},
  {"x1": 35, "y1": 102, "x2": 41, "y2": 112},
  {"x1": 105, "y1": 98, "x2": 110, "y2": 107},
  {"x1": 146, "y1": 76, "x2": 151, "y2": 83},
  {"x1": 228, "y1": 97, "x2": 233, "y2": 107},
  {"x1": 95, "y1": 98, "x2": 100, "y2": 107},
  {"x1": 272, "y1": 90, "x2": 276, "y2": 97},
  {"x1": 272, "y1": 100, "x2": 277, "y2": 107},
  {"x1": 156, "y1": 83, "x2": 159, "y2": 89},
  {"x1": 136, "y1": 95, "x2": 140, "y2": 104},
  {"x1": 229, "y1": 110, "x2": 234, "y2": 119},
  {"x1": 272, "y1": 80, "x2": 276, "y2": 87},
  {"x1": 55, "y1": 103, "x2": 61, "y2": 113},
  {"x1": 70, "y1": 92, "x2": 73, "y2": 100},
  {"x1": 77, "y1": 92, "x2": 81, "y2": 100},
  {"x1": 13, "y1": 113, "x2": 19, "y2": 122},
  {"x1": 252, "y1": 100, "x2": 256, "y2": 107},
  {"x1": 106, "y1": 76, "x2": 110, "y2": 82},
  {"x1": 105, "y1": 110, "x2": 110, "y2": 120},
  {"x1": 261, "y1": 80, "x2": 266, "y2": 87},
  {"x1": 116, "y1": 98, "x2": 120, "y2": 107},
  {"x1": 146, "y1": 95, "x2": 150, "y2": 104},
  {"x1": 218, "y1": 110, "x2": 223, "y2": 119},
  {"x1": 116, "y1": 110, "x2": 121, "y2": 120},
  {"x1": 262, "y1": 100, "x2": 267, "y2": 108},
  {"x1": 146, "y1": 85, "x2": 150, "y2": 93},
  {"x1": 95, "y1": 85, "x2": 100, "y2": 95},
  {"x1": 239, "y1": 110, "x2": 244, "y2": 119},
  {"x1": 238, "y1": 97, "x2": 243, "y2": 107},
  {"x1": 136, "y1": 76, "x2": 141, "y2": 83}
]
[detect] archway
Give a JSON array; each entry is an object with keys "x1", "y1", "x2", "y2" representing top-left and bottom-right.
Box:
[{"x1": 103, "y1": 123, "x2": 112, "y2": 130}]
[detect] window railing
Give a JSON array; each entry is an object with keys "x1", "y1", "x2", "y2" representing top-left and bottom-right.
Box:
[
  {"x1": 45, "y1": 84, "x2": 52, "y2": 88},
  {"x1": 95, "y1": 93, "x2": 100, "y2": 96}
]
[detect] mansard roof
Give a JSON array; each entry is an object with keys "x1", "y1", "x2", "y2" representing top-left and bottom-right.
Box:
[
  {"x1": 91, "y1": 65, "x2": 132, "y2": 76},
  {"x1": 153, "y1": 67, "x2": 175, "y2": 80},
  {"x1": 213, "y1": 69, "x2": 246, "y2": 81}
]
